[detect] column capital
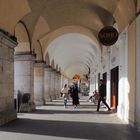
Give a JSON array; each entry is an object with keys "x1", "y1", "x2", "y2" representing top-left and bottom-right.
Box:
[
  {"x1": 34, "y1": 61, "x2": 45, "y2": 67},
  {"x1": 51, "y1": 68, "x2": 56, "y2": 72},
  {"x1": 56, "y1": 70, "x2": 61, "y2": 75},
  {"x1": 0, "y1": 29, "x2": 18, "y2": 48},
  {"x1": 58, "y1": 71, "x2": 61, "y2": 74},
  {"x1": 14, "y1": 52, "x2": 36, "y2": 61},
  {"x1": 44, "y1": 64, "x2": 51, "y2": 68},
  {"x1": 44, "y1": 65, "x2": 52, "y2": 71}
]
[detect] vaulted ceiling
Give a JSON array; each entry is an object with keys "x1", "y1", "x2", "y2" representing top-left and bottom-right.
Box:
[{"x1": 0, "y1": 0, "x2": 137, "y2": 78}]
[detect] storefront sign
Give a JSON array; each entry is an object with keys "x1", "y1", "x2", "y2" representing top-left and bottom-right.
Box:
[{"x1": 98, "y1": 26, "x2": 119, "y2": 46}]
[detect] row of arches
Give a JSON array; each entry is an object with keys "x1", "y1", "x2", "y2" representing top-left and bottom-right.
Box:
[
  {"x1": 0, "y1": 0, "x2": 138, "y2": 78},
  {"x1": 14, "y1": 18, "x2": 101, "y2": 78},
  {"x1": 1, "y1": 0, "x2": 140, "y2": 128}
]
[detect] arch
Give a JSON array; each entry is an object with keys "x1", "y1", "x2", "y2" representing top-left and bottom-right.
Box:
[
  {"x1": 65, "y1": 64, "x2": 88, "y2": 79},
  {"x1": 32, "y1": 16, "x2": 50, "y2": 61},
  {"x1": 61, "y1": 55, "x2": 92, "y2": 71},
  {"x1": 48, "y1": 38, "x2": 97, "y2": 65},
  {"x1": 43, "y1": 31, "x2": 102, "y2": 80},
  {"x1": 113, "y1": 0, "x2": 136, "y2": 32},
  {"x1": 45, "y1": 33, "x2": 101, "y2": 75},
  {"x1": 42, "y1": 27, "x2": 102, "y2": 76},
  {"x1": 41, "y1": 25, "x2": 101, "y2": 58},
  {"x1": 63, "y1": 60, "x2": 90, "y2": 72},
  {"x1": 36, "y1": 40, "x2": 43, "y2": 61},
  {"x1": 51, "y1": 59, "x2": 55, "y2": 69},
  {"x1": 41, "y1": 26, "x2": 102, "y2": 77},
  {"x1": 58, "y1": 67, "x2": 61, "y2": 73},
  {"x1": 63, "y1": 61, "x2": 90, "y2": 74},
  {"x1": 45, "y1": 52, "x2": 50, "y2": 66},
  {"x1": 56, "y1": 64, "x2": 59, "y2": 72},
  {"x1": 14, "y1": 22, "x2": 31, "y2": 53}
]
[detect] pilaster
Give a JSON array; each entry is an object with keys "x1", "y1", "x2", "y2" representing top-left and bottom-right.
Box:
[
  {"x1": 44, "y1": 65, "x2": 52, "y2": 102},
  {"x1": 0, "y1": 30, "x2": 17, "y2": 125},
  {"x1": 34, "y1": 62, "x2": 45, "y2": 105},
  {"x1": 14, "y1": 53, "x2": 36, "y2": 112}
]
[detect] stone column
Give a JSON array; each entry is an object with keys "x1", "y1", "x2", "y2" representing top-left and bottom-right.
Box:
[
  {"x1": 54, "y1": 71, "x2": 57, "y2": 98},
  {"x1": 58, "y1": 72, "x2": 62, "y2": 97},
  {"x1": 44, "y1": 66, "x2": 52, "y2": 102},
  {"x1": 54, "y1": 71, "x2": 59, "y2": 98},
  {"x1": 117, "y1": 33, "x2": 129, "y2": 122},
  {"x1": 50, "y1": 69, "x2": 56, "y2": 100},
  {"x1": 61, "y1": 75, "x2": 65, "y2": 88},
  {"x1": 34, "y1": 62, "x2": 45, "y2": 106},
  {"x1": 0, "y1": 30, "x2": 17, "y2": 125},
  {"x1": 63, "y1": 76, "x2": 68, "y2": 86},
  {"x1": 57, "y1": 72, "x2": 62, "y2": 98},
  {"x1": 14, "y1": 53, "x2": 36, "y2": 112},
  {"x1": 136, "y1": 15, "x2": 140, "y2": 130}
]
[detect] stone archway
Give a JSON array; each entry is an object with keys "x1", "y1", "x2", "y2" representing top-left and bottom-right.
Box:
[{"x1": 14, "y1": 22, "x2": 35, "y2": 112}]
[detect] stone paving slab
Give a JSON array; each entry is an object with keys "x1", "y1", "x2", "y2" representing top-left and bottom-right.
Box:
[{"x1": 0, "y1": 98, "x2": 140, "y2": 140}]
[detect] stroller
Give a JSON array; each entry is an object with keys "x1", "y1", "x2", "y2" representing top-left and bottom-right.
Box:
[{"x1": 89, "y1": 90, "x2": 98, "y2": 104}]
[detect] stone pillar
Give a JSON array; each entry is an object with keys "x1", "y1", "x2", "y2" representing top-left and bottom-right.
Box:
[
  {"x1": 128, "y1": 20, "x2": 136, "y2": 126},
  {"x1": 63, "y1": 76, "x2": 68, "y2": 86},
  {"x1": 54, "y1": 71, "x2": 59, "y2": 98},
  {"x1": 34, "y1": 62, "x2": 45, "y2": 106},
  {"x1": 58, "y1": 72, "x2": 62, "y2": 97},
  {"x1": 136, "y1": 15, "x2": 140, "y2": 130},
  {"x1": 117, "y1": 32, "x2": 129, "y2": 122},
  {"x1": 14, "y1": 53, "x2": 35, "y2": 112},
  {"x1": 54, "y1": 71, "x2": 57, "y2": 98},
  {"x1": 44, "y1": 66, "x2": 52, "y2": 102},
  {"x1": 0, "y1": 30, "x2": 17, "y2": 125},
  {"x1": 50, "y1": 69, "x2": 56, "y2": 100},
  {"x1": 61, "y1": 75, "x2": 65, "y2": 88},
  {"x1": 56, "y1": 72, "x2": 62, "y2": 98}
]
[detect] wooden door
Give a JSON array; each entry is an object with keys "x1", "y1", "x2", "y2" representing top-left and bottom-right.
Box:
[{"x1": 111, "y1": 66, "x2": 118, "y2": 109}]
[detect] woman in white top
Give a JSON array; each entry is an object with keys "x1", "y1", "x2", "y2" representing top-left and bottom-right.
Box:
[{"x1": 61, "y1": 84, "x2": 69, "y2": 108}]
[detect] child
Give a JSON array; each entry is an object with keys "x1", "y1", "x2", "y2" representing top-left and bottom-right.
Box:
[
  {"x1": 61, "y1": 84, "x2": 69, "y2": 108},
  {"x1": 89, "y1": 90, "x2": 98, "y2": 104}
]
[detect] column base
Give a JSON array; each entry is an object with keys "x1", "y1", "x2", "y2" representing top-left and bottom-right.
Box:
[
  {"x1": 129, "y1": 119, "x2": 135, "y2": 127},
  {"x1": 45, "y1": 95, "x2": 53, "y2": 102},
  {"x1": 0, "y1": 108, "x2": 17, "y2": 126},
  {"x1": 45, "y1": 98, "x2": 52, "y2": 102},
  {"x1": 135, "y1": 121, "x2": 140, "y2": 132},
  {"x1": 56, "y1": 93, "x2": 60, "y2": 98},
  {"x1": 19, "y1": 102, "x2": 36, "y2": 112},
  {"x1": 51, "y1": 95, "x2": 57, "y2": 100},
  {"x1": 117, "y1": 104, "x2": 124, "y2": 120},
  {"x1": 35, "y1": 100, "x2": 45, "y2": 106}
]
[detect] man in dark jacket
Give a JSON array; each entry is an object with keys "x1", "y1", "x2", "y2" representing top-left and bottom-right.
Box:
[
  {"x1": 70, "y1": 77, "x2": 80, "y2": 109},
  {"x1": 96, "y1": 79, "x2": 111, "y2": 112}
]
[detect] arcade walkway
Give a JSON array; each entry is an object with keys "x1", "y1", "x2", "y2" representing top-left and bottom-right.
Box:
[{"x1": 0, "y1": 96, "x2": 140, "y2": 140}]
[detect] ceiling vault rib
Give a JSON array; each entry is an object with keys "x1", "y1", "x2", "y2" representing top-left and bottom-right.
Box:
[{"x1": 16, "y1": 20, "x2": 32, "y2": 53}]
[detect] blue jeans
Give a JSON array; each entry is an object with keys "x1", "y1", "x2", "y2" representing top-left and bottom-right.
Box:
[{"x1": 64, "y1": 99, "x2": 67, "y2": 107}]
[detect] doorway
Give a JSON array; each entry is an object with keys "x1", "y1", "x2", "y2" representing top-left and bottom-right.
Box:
[{"x1": 111, "y1": 66, "x2": 119, "y2": 109}]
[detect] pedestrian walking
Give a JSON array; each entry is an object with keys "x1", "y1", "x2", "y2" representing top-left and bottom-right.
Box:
[
  {"x1": 61, "y1": 84, "x2": 69, "y2": 108},
  {"x1": 70, "y1": 77, "x2": 80, "y2": 109},
  {"x1": 96, "y1": 79, "x2": 111, "y2": 112}
]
